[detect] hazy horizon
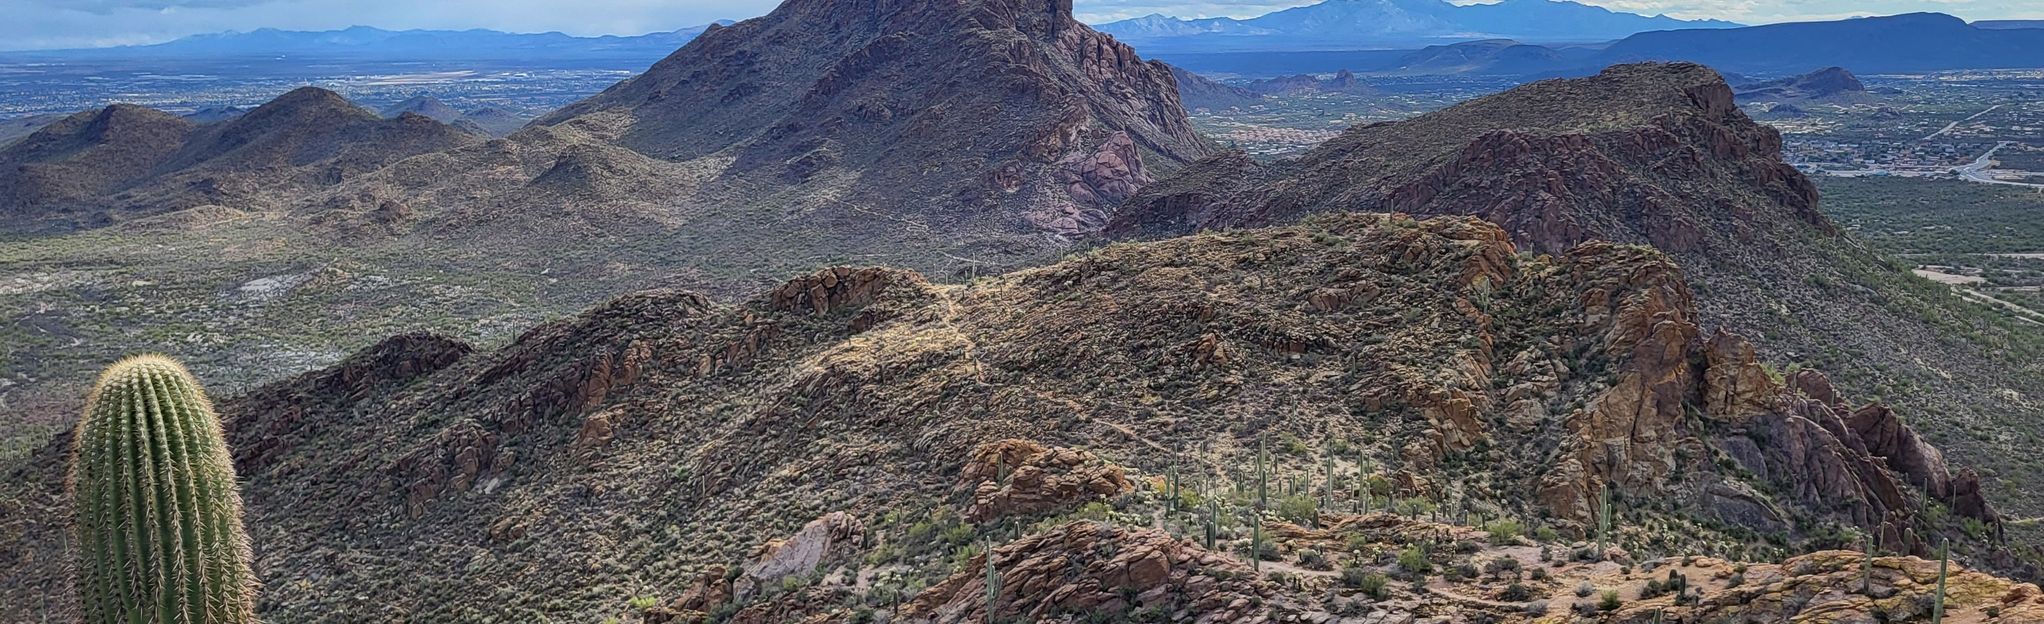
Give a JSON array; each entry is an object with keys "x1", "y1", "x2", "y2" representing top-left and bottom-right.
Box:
[{"x1": 6, "y1": 0, "x2": 2044, "y2": 52}]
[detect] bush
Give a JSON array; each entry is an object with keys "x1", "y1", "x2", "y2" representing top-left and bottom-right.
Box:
[
  {"x1": 1297, "y1": 549, "x2": 1332, "y2": 571},
  {"x1": 1500, "y1": 583, "x2": 1535, "y2": 602},
  {"x1": 1358, "y1": 572, "x2": 1390, "y2": 599},
  {"x1": 1600, "y1": 589, "x2": 1622, "y2": 611},
  {"x1": 1278, "y1": 495, "x2": 1319, "y2": 525},
  {"x1": 1485, "y1": 520, "x2": 1523, "y2": 543},
  {"x1": 1398, "y1": 546, "x2": 1433, "y2": 575}
]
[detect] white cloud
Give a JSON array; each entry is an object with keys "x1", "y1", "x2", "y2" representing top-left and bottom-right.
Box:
[{"x1": 2, "y1": 0, "x2": 2041, "y2": 51}]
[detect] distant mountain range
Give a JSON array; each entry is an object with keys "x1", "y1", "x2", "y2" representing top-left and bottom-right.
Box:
[
  {"x1": 1597, "y1": 12, "x2": 2044, "y2": 74},
  {"x1": 1096, "y1": 0, "x2": 1740, "y2": 51},
  {"x1": 4, "y1": 23, "x2": 732, "y2": 63},
  {"x1": 1160, "y1": 12, "x2": 2044, "y2": 80}
]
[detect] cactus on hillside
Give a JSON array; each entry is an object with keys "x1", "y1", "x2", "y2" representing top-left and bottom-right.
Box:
[
  {"x1": 1255, "y1": 436, "x2": 1269, "y2": 511},
  {"x1": 70, "y1": 355, "x2": 258, "y2": 624},
  {"x1": 1932, "y1": 538, "x2": 1949, "y2": 624},
  {"x1": 1596, "y1": 484, "x2": 1613, "y2": 556},
  {"x1": 984, "y1": 542, "x2": 1002, "y2": 621}
]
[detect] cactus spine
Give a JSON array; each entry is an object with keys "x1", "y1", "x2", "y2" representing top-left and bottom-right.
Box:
[
  {"x1": 1931, "y1": 538, "x2": 1949, "y2": 624},
  {"x1": 71, "y1": 355, "x2": 257, "y2": 624}
]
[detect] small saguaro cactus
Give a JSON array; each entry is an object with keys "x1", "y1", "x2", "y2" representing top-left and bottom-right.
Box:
[
  {"x1": 1255, "y1": 436, "x2": 1269, "y2": 511},
  {"x1": 1596, "y1": 484, "x2": 1614, "y2": 556},
  {"x1": 984, "y1": 542, "x2": 1002, "y2": 621},
  {"x1": 1931, "y1": 538, "x2": 1950, "y2": 624},
  {"x1": 70, "y1": 355, "x2": 258, "y2": 624}
]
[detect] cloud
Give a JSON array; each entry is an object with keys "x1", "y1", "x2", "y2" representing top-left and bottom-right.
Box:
[{"x1": 2, "y1": 0, "x2": 2041, "y2": 51}]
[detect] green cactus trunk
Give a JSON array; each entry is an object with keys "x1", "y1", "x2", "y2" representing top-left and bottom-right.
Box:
[
  {"x1": 70, "y1": 355, "x2": 257, "y2": 624},
  {"x1": 1255, "y1": 436, "x2": 1268, "y2": 511},
  {"x1": 1596, "y1": 484, "x2": 1613, "y2": 557},
  {"x1": 984, "y1": 543, "x2": 1001, "y2": 622},
  {"x1": 1931, "y1": 538, "x2": 1949, "y2": 624}
]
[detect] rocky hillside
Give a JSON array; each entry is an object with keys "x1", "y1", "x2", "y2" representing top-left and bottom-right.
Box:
[
  {"x1": 0, "y1": 87, "x2": 478, "y2": 234},
  {"x1": 1169, "y1": 65, "x2": 1264, "y2": 112},
  {"x1": 533, "y1": 0, "x2": 1211, "y2": 237},
  {"x1": 0, "y1": 213, "x2": 2015, "y2": 621},
  {"x1": 1114, "y1": 63, "x2": 2044, "y2": 556}
]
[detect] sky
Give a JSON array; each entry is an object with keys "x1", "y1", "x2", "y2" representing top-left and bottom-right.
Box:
[{"x1": 3, "y1": 0, "x2": 2042, "y2": 51}]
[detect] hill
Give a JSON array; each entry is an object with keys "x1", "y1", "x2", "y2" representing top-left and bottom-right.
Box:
[
  {"x1": 0, "y1": 212, "x2": 2017, "y2": 620},
  {"x1": 0, "y1": 88, "x2": 479, "y2": 234},
  {"x1": 1095, "y1": 0, "x2": 1738, "y2": 52},
  {"x1": 1244, "y1": 69, "x2": 1374, "y2": 95},
  {"x1": 1113, "y1": 63, "x2": 2044, "y2": 566},
  {"x1": 1169, "y1": 66, "x2": 1265, "y2": 111},
  {"x1": 1382, "y1": 39, "x2": 1582, "y2": 76},
  {"x1": 381, "y1": 96, "x2": 533, "y2": 137},
  {"x1": 1596, "y1": 12, "x2": 2044, "y2": 74},
  {"x1": 1733, "y1": 67, "x2": 1879, "y2": 105}
]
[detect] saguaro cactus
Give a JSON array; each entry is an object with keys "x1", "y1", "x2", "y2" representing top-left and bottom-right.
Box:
[
  {"x1": 1931, "y1": 538, "x2": 1950, "y2": 624},
  {"x1": 1596, "y1": 484, "x2": 1613, "y2": 557},
  {"x1": 984, "y1": 543, "x2": 1002, "y2": 621},
  {"x1": 70, "y1": 355, "x2": 257, "y2": 624}
]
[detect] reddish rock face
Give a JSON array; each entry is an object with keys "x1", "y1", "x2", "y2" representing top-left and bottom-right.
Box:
[{"x1": 957, "y1": 439, "x2": 1133, "y2": 522}]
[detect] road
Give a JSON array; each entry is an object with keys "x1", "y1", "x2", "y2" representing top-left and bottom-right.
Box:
[
  {"x1": 1953, "y1": 141, "x2": 2044, "y2": 189},
  {"x1": 1919, "y1": 104, "x2": 2002, "y2": 141}
]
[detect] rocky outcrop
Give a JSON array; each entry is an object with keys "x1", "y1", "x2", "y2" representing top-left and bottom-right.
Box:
[
  {"x1": 1535, "y1": 243, "x2": 1700, "y2": 522},
  {"x1": 738, "y1": 512, "x2": 865, "y2": 598},
  {"x1": 958, "y1": 439, "x2": 1133, "y2": 522},
  {"x1": 224, "y1": 332, "x2": 471, "y2": 472},
  {"x1": 901, "y1": 522, "x2": 1277, "y2": 623}
]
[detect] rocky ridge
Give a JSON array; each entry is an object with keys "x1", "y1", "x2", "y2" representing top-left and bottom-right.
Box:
[
  {"x1": 0, "y1": 212, "x2": 2015, "y2": 621},
  {"x1": 1113, "y1": 62, "x2": 2044, "y2": 557}
]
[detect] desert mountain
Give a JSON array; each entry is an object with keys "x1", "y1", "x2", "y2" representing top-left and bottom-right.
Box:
[
  {"x1": 0, "y1": 87, "x2": 478, "y2": 234},
  {"x1": 1734, "y1": 67, "x2": 1878, "y2": 105},
  {"x1": 0, "y1": 211, "x2": 2014, "y2": 621},
  {"x1": 1169, "y1": 65, "x2": 1265, "y2": 111},
  {"x1": 1245, "y1": 69, "x2": 1374, "y2": 96},
  {"x1": 1114, "y1": 62, "x2": 2044, "y2": 562},
  {"x1": 381, "y1": 96, "x2": 532, "y2": 137},
  {"x1": 316, "y1": 0, "x2": 1217, "y2": 282},
  {"x1": 1112, "y1": 63, "x2": 1822, "y2": 254},
  {"x1": 0, "y1": 113, "x2": 66, "y2": 147},
  {"x1": 380, "y1": 95, "x2": 465, "y2": 121},
  {"x1": 1384, "y1": 39, "x2": 1580, "y2": 76},
  {"x1": 1096, "y1": 0, "x2": 1737, "y2": 52},
  {"x1": 1597, "y1": 12, "x2": 2044, "y2": 74}
]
